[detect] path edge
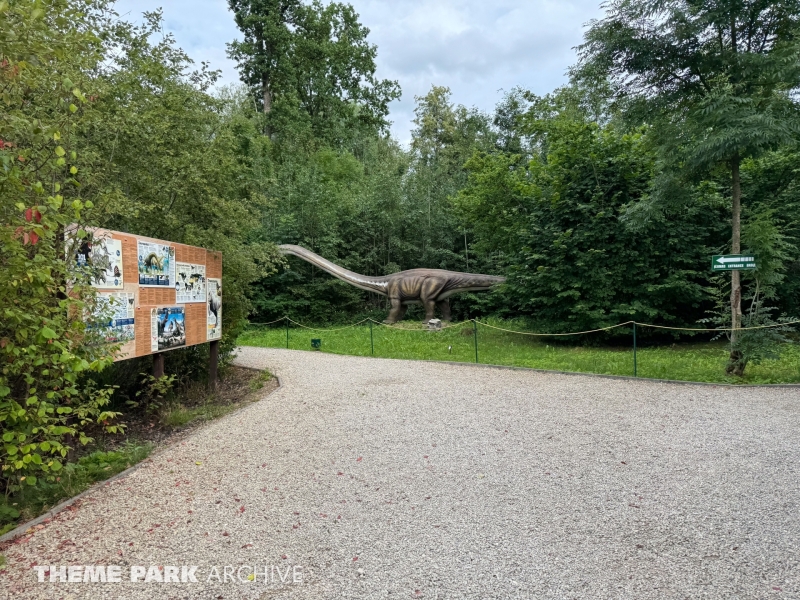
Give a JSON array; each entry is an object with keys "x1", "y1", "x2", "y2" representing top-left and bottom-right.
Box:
[
  {"x1": 0, "y1": 370, "x2": 283, "y2": 546},
  {"x1": 242, "y1": 346, "x2": 800, "y2": 389}
]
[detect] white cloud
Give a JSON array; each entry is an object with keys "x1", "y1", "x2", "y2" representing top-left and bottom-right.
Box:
[{"x1": 112, "y1": 0, "x2": 604, "y2": 145}]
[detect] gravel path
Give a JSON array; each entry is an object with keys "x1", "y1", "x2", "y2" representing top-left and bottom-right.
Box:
[{"x1": 2, "y1": 348, "x2": 800, "y2": 599}]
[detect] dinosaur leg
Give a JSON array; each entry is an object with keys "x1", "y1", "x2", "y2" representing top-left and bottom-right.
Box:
[
  {"x1": 384, "y1": 298, "x2": 406, "y2": 324},
  {"x1": 436, "y1": 299, "x2": 451, "y2": 322},
  {"x1": 422, "y1": 298, "x2": 436, "y2": 322},
  {"x1": 420, "y1": 279, "x2": 445, "y2": 322}
]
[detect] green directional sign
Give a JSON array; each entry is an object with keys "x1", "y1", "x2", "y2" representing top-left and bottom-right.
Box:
[{"x1": 711, "y1": 254, "x2": 757, "y2": 271}]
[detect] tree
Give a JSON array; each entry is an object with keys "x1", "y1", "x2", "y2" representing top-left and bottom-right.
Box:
[
  {"x1": 408, "y1": 86, "x2": 495, "y2": 273},
  {"x1": 227, "y1": 0, "x2": 399, "y2": 143},
  {"x1": 578, "y1": 0, "x2": 800, "y2": 373},
  {"x1": 458, "y1": 89, "x2": 727, "y2": 331},
  {"x1": 82, "y1": 11, "x2": 280, "y2": 382},
  {"x1": 227, "y1": 0, "x2": 300, "y2": 121}
]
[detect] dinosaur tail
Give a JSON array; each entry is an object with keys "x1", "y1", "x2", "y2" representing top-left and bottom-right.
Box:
[{"x1": 278, "y1": 244, "x2": 389, "y2": 296}]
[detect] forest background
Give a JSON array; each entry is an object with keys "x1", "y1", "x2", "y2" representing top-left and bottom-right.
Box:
[{"x1": 1, "y1": 0, "x2": 799, "y2": 512}]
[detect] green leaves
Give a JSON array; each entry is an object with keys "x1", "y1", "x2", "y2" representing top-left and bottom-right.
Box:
[
  {"x1": 0, "y1": 0, "x2": 121, "y2": 495},
  {"x1": 227, "y1": 0, "x2": 399, "y2": 142}
]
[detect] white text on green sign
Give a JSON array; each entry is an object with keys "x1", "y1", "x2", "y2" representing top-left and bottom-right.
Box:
[{"x1": 711, "y1": 255, "x2": 757, "y2": 271}]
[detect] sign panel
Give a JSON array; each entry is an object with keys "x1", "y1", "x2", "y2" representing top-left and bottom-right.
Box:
[
  {"x1": 138, "y1": 241, "x2": 175, "y2": 287},
  {"x1": 74, "y1": 226, "x2": 222, "y2": 361},
  {"x1": 151, "y1": 306, "x2": 187, "y2": 352},
  {"x1": 74, "y1": 236, "x2": 125, "y2": 289},
  {"x1": 176, "y1": 262, "x2": 206, "y2": 303},
  {"x1": 711, "y1": 254, "x2": 757, "y2": 271},
  {"x1": 95, "y1": 292, "x2": 136, "y2": 358},
  {"x1": 207, "y1": 278, "x2": 222, "y2": 340}
]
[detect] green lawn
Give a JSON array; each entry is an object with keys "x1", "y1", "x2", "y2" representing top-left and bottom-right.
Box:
[{"x1": 239, "y1": 320, "x2": 800, "y2": 385}]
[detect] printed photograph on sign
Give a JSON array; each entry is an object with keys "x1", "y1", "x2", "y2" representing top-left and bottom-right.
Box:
[
  {"x1": 207, "y1": 278, "x2": 222, "y2": 340},
  {"x1": 176, "y1": 263, "x2": 206, "y2": 303},
  {"x1": 74, "y1": 235, "x2": 124, "y2": 289},
  {"x1": 95, "y1": 292, "x2": 135, "y2": 357},
  {"x1": 152, "y1": 306, "x2": 186, "y2": 351},
  {"x1": 138, "y1": 241, "x2": 175, "y2": 287}
]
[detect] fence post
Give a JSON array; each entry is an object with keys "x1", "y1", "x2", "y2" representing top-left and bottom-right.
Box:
[
  {"x1": 370, "y1": 320, "x2": 374, "y2": 356},
  {"x1": 285, "y1": 316, "x2": 289, "y2": 349},
  {"x1": 633, "y1": 321, "x2": 637, "y2": 377},
  {"x1": 473, "y1": 319, "x2": 479, "y2": 364}
]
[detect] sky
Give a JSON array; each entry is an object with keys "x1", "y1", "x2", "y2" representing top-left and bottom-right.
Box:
[{"x1": 114, "y1": 0, "x2": 606, "y2": 145}]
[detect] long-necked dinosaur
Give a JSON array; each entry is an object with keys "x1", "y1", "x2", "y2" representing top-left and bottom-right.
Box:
[{"x1": 279, "y1": 244, "x2": 505, "y2": 323}]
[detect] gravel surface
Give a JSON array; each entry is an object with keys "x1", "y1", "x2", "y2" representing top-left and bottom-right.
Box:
[{"x1": 2, "y1": 347, "x2": 800, "y2": 599}]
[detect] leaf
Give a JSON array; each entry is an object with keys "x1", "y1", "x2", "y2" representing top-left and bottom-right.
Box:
[{"x1": 40, "y1": 327, "x2": 56, "y2": 340}]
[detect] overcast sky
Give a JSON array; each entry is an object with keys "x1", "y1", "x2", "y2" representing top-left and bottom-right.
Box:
[{"x1": 114, "y1": 0, "x2": 605, "y2": 145}]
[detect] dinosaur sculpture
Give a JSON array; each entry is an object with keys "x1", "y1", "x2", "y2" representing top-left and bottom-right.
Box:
[{"x1": 279, "y1": 244, "x2": 505, "y2": 323}]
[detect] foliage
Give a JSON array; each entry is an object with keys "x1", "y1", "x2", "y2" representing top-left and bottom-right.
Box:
[
  {"x1": 64, "y1": 11, "x2": 281, "y2": 389},
  {"x1": 227, "y1": 0, "x2": 400, "y2": 143},
  {"x1": 0, "y1": 0, "x2": 123, "y2": 497},
  {"x1": 0, "y1": 441, "x2": 152, "y2": 533},
  {"x1": 699, "y1": 208, "x2": 798, "y2": 372},
  {"x1": 457, "y1": 90, "x2": 729, "y2": 332},
  {"x1": 575, "y1": 0, "x2": 800, "y2": 373},
  {"x1": 127, "y1": 374, "x2": 177, "y2": 416},
  {"x1": 249, "y1": 85, "x2": 502, "y2": 323}
]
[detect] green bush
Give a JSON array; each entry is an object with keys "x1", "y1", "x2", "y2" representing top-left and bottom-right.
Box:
[{"x1": 0, "y1": 0, "x2": 121, "y2": 497}]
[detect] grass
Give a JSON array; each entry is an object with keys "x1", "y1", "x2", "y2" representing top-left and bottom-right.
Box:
[
  {"x1": 158, "y1": 368, "x2": 274, "y2": 428},
  {"x1": 0, "y1": 441, "x2": 153, "y2": 536},
  {"x1": 248, "y1": 369, "x2": 275, "y2": 391},
  {"x1": 161, "y1": 402, "x2": 239, "y2": 428},
  {"x1": 239, "y1": 319, "x2": 800, "y2": 385}
]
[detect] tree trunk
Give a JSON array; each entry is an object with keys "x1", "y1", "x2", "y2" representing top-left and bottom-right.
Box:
[
  {"x1": 727, "y1": 154, "x2": 744, "y2": 375},
  {"x1": 262, "y1": 74, "x2": 272, "y2": 137},
  {"x1": 262, "y1": 74, "x2": 272, "y2": 115}
]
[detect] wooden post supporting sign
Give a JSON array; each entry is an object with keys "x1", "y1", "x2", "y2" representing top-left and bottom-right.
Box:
[
  {"x1": 153, "y1": 352, "x2": 165, "y2": 379},
  {"x1": 209, "y1": 340, "x2": 219, "y2": 392}
]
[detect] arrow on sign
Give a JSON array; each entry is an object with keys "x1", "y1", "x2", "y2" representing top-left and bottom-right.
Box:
[{"x1": 716, "y1": 256, "x2": 754, "y2": 264}]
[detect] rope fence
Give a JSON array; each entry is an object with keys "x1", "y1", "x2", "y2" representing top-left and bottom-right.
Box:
[{"x1": 245, "y1": 315, "x2": 800, "y2": 380}]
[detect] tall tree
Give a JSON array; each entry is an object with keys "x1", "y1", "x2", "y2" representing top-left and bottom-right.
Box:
[
  {"x1": 226, "y1": 0, "x2": 300, "y2": 122},
  {"x1": 577, "y1": 0, "x2": 800, "y2": 374},
  {"x1": 227, "y1": 0, "x2": 399, "y2": 143}
]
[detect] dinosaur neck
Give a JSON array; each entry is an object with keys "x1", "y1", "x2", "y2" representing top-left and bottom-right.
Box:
[{"x1": 278, "y1": 245, "x2": 388, "y2": 295}]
